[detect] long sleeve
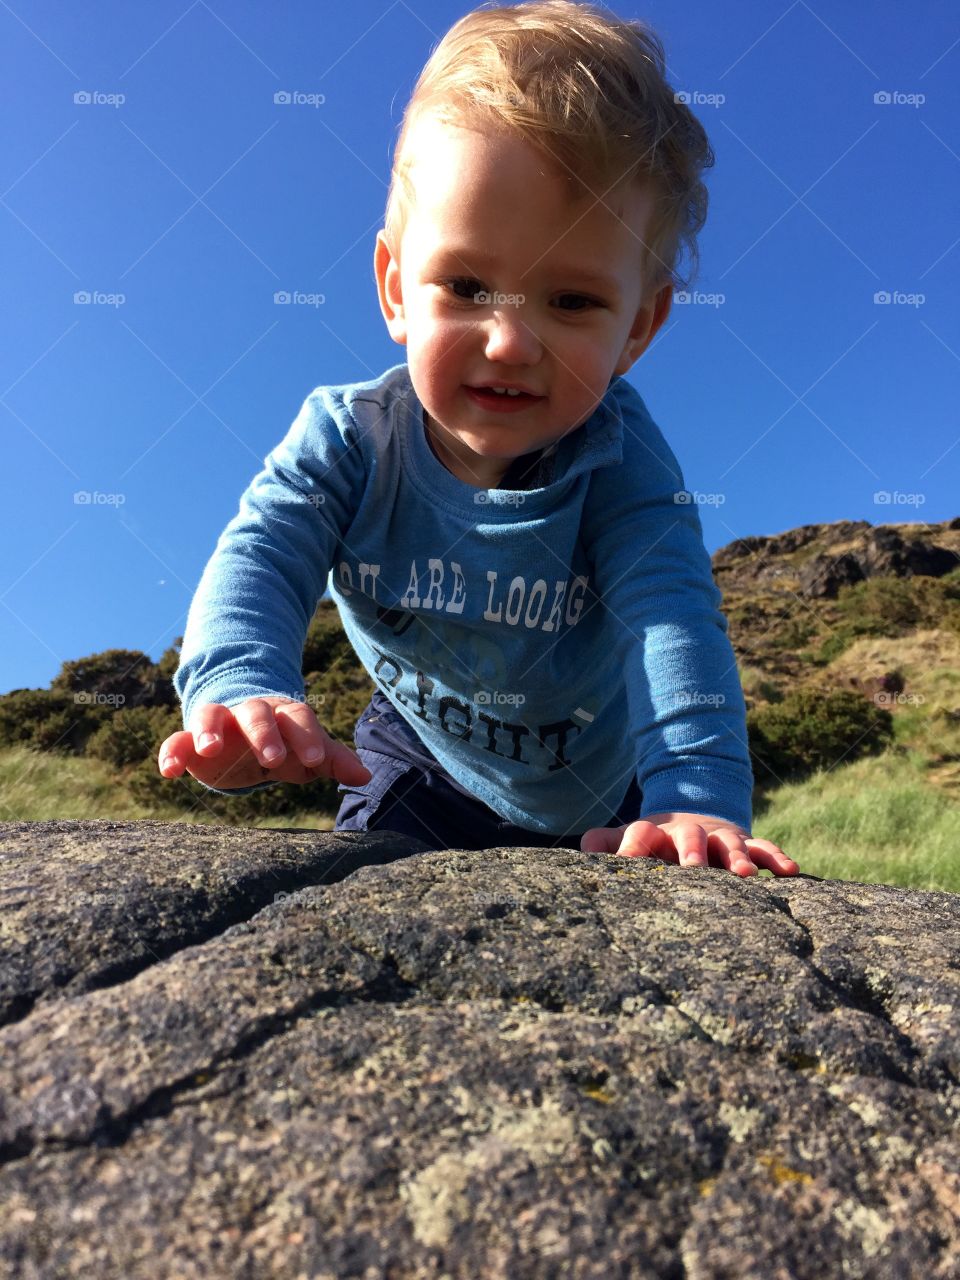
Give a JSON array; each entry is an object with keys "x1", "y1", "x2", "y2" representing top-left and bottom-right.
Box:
[
  {"x1": 582, "y1": 386, "x2": 754, "y2": 831},
  {"x1": 173, "y1": 385, "x2": 367, "y2": 793}
]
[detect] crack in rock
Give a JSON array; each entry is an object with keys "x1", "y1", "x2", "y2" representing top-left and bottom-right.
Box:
[
  {"x1": 1, "y1": 828, "x2": 958, "y2": 1279},
  {"x1": 0, "y1": 819, "x2": 429, "y2": 1030}
]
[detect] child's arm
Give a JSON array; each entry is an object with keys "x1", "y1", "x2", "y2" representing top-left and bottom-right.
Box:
[
  {"x1": 582, "y1": 384, "x2": 797, "y2": 874},
  {"x1": 168, "y1": 385, "x2": 368, "y2": 795}
]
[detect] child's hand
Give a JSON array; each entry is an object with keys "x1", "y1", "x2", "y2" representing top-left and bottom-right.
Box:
[
  {"x1": 157, "y1": 696, "x2": 373, "y2": 792},
  {"x1": 580, "y1": 810, "x2": 799, "y2": 877}
]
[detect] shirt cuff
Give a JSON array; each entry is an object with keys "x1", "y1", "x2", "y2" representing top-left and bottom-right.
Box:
[{"x1": 638, "y1": 766, "x2": 754, "y2": 832}]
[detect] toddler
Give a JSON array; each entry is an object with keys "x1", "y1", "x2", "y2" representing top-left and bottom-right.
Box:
[{"x1": 160, "y1": 0, "x2": 799, "y2": 877}]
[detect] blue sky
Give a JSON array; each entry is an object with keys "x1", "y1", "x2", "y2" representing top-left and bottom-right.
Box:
[{"x1": 2, "y1": 0, "x2": 958, "y2": 695}]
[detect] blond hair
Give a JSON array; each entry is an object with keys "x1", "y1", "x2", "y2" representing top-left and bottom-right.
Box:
[{"x1": 383, "y1": 0, "x2": 715, "y2": 296}]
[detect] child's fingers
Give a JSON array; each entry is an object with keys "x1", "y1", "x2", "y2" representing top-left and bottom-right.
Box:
[
  {"x1": 228, "y1": 698, "x2": 372, "y2": 784},
  {"x1": 272, "y1": 701, "x2": 337, "y2": 767},
  {"x1": 272, "y1": 708, "x2": 371, "y2": 782},
  {"x1": 157, "y1": 729, "x2": 196, "y2": 777},
  {"x1": 743, "y1": 839, "x2": 800, "y2": 876},
  {"x1": 230, "y1": 698, "x2": 293, "y2": 768},
  {"x1": 614, "y1": 820, "x2": 676, "y2": 860},
  {"x1": 189, "y1": 704, "x2": 233, "y2": 756},
  {"x1": 580, "y1": 824, "x2": 628, "y2": 854},
  {"x1": 319, "y1": 735, "x2": 373, "y2": 787},
  {"x1": 157, "y1": 697, "x2": 373, "y2": 788}
]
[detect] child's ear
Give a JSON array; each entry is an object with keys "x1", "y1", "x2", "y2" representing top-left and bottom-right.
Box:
[
  {"x1": 374, "y1": 231, "x2": 407, "y2": 346},
  {"x1": 613, "y1": 281, "x2": 673, "y2": 376}
]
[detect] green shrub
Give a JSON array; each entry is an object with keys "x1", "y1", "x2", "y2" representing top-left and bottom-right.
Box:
[
  {"x1": 769, "y1": 615, "x2": 816, "y2": 651},
  {"x1": 32, "y1": 709, "x2": 97, "y2": 755},
  {"x1": 727, "y1": 601, "x2": 768, "y2": 631},
  {"x1": 0, "y1": 689, "x2": 105, "y2": 754},
  {"x1": 302, "y1": 599, "x2": 375, "y2": 745},
  {"x1": 811, "y1": 574, "x2": 960, "y2": 663},
  {"x1": 814, "y1": 624, "x2": 872, "y2": 666},
  {"x1": 156, "y1": 640, "x2": 182, "y2": 682},
  {"x1": 302, "y1": 599, "x2": 361, "y2": 680},
  {"x1": 837, "y1": 574, "x2": 960, "y2": 632},
  {"x1": 50, "y1": 648, "x2": 175, "y2": 710},
  {"x1": 87, "y1": 705, "x2": 181, "y2": 768},
  {"x1": 748, "y1": 686, "x2": 894, "y2": 787}
]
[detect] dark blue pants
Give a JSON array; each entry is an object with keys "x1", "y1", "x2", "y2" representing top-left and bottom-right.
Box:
[{"x1": 334, "y1": 688, "x2": 643, "y2": 850}]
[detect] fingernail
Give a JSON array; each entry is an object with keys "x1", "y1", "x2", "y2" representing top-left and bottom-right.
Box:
[
  {"x1": 262, "y1": 744, "x2": 283, "y2": 762},
  {"x1": 198, "y1": 732, "x2": 219, "y2": 750},
  {"x1": 161, "y1": 755, "x2": 177, "y2": 770},
  {"x1": 303, "y1": 747, "x2": 322, "y2": 762}
]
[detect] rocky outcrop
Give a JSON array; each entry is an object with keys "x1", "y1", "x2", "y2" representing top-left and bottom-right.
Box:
[
  {"x1": 712, "y1": 520, "x2": 870, "y2": 570},
  {"x1": 712, "y1": 517, "x2": 960, "y2": 599},
  {"x1": 797, "y1": 528, "x2": 958, "y2": 600},
  {"x1": 1, "y1": 819, "x2": 959, "y2": 1279}
]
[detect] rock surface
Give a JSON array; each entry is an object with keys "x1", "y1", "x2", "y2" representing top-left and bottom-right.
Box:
[{"x1": 0, "y1": 819, "x2": 958, "y2": 1279}]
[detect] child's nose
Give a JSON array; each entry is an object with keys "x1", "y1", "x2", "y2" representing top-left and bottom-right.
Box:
[{"x1": 482, "y1": 309, "x2": 541, "y2": 365}]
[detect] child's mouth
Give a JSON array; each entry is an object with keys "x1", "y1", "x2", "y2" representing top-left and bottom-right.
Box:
[{"x1": 465, "y1": 386, "x2": 544, "y2": 413}]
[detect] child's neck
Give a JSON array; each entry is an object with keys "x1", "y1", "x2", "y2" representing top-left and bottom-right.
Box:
[{"x1": 422, "y1": 411, "x2": 512, "y2": 488}]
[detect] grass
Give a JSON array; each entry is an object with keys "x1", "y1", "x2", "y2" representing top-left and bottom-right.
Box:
[
  {"x1": 0, "y1": 738, "x2": 957, "y2": 894},
  {"x1": 753, "y1": 746, "x2": 958, "y2": 892},
  {"x1": 742, "y1": 627, "x2": 960, "y2": 890},
  {"x1": 0, "y1": 745, "x2": 335, "y2": 830}
]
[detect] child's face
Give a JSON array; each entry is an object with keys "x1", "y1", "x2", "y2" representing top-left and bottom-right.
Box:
[{"x1": 375, "y1": 116, "x2": 672, "y2": 487}]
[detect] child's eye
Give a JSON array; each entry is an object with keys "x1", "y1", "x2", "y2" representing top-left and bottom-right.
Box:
[
  {"x1": 441, "y1": 277, "x2": 485, "y2": 301},
  {"x1": 438, "y1": 280, "x2": 601, "y2": 311},
  {"x1": 554, "y1": 293, "x2": 598, "y2": 312}
]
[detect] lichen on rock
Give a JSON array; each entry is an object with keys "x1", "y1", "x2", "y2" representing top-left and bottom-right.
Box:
[{"x1": 1, "y1": 819, "x2": 958, "y2": 1278}]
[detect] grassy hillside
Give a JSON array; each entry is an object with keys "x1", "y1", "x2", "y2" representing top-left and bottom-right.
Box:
[
  {"x1": 0, "y1": 745, "x2": 334, "y2": 831},
  {"x1": 755, "y1": 747, "x2": 958, "y2": 892}
]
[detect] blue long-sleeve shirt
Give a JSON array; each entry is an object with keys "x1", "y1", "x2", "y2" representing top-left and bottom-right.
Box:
[{"x1": 173, "y1": 361, "x2": 754, "y2": 833}]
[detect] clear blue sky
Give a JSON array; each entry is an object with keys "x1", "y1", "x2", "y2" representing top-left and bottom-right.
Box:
[{"x1": 2, "y1": 0, "x2": 958, "y2": 695}]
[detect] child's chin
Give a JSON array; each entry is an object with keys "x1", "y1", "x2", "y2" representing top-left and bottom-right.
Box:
[{"x1": 461, "y1": 442, "x2": 522, "y2": 461}]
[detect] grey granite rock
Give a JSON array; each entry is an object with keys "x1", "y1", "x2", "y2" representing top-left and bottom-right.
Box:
[
  {"x1": 0, "y1": 819, "x2": 429, "y2": 1028},
  {"x1": 0, "y1": 821, "x2": 958, "y2": 1279}
]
